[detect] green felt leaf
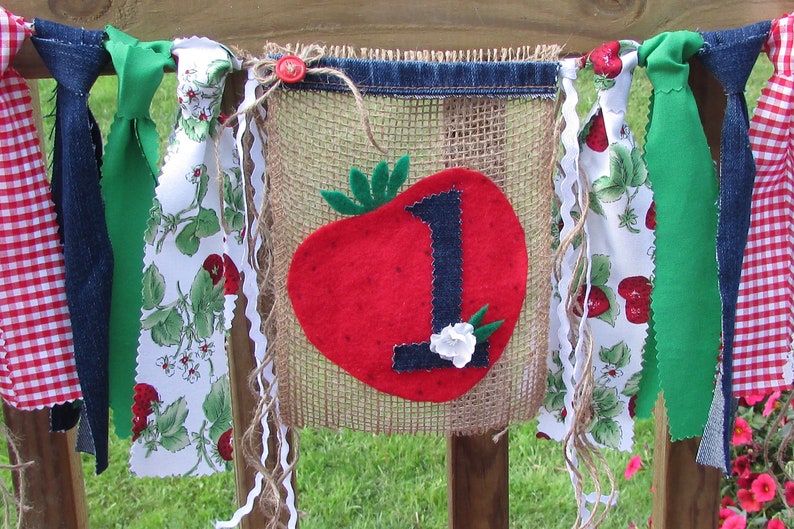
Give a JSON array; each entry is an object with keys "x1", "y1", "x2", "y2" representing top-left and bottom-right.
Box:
[
  {"x1": 371, "y1": 161, "x2": 389, "y2": 205},
  {"x1": 349, "y1": 167, "x2": 375, "y2": 209},
  {"x1": 473, "y1": 320, "x2": 504, "y2": 344},
  {"x1": 468, "y1": 305, "x2": 489, "y2": 328},
  {"x1": 141, "y1": 263, "x2": 166, "y2": 310},
  {"x1": 590, "y1": 418, "x2": 621, "y2": 449},
  {"x1": 386, "y1": 155, "x2": 410, "y2": 199},
  {"x1": 320, "y1": 190, "x2": 368, "y2": 216},
  {"x1": 147, "y1": 309, "x2": 184, "y2": 347},
  {"x1": 175, "y1": 220, "x2": 200, "y2": 256},
  {"x1": 598, "y1": 341, "x2": 630, "y2": 369},
  {"x1": 195, "y1": 207, "x2": 221, "y2": 238}
]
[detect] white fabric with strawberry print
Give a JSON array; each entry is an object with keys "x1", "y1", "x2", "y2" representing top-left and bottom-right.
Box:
[
  {"x1": 539, "y1": 41, "x2": 654, "y2": 453},
  {"x1": 131, "y1": 37, "x2": 245, "y2": 477}
]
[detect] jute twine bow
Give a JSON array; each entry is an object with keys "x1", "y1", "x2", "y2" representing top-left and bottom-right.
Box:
[{"x1": 229, "y1": 44, "x2": 387, "y2": 154}]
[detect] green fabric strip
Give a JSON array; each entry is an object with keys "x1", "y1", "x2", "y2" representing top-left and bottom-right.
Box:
[
  {"x1": 102, "y1": 26, "x2": 174, "y2": 437},
  {"x1": 637, "y1": 31, "x2": 721, "y2": 440}
]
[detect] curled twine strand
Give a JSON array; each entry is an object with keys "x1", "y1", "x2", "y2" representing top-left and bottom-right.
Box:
[
  {"x1": 225, "y1": 44, "x2": 387, "y2": 155},
  {"x1": 0, "y1": 422, "x2": 33, "y2": 529},
  {"x1": 241, "y1": 103, "x2": 299, "y2": 528},
  {"x1": 553, "y1": 163, "x2": 616, "y2": 529}
]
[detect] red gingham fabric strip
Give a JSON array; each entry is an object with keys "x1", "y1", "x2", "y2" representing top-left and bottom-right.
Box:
[
  {"x1": 0, "y1": 8, "x2": 82, "y2": 408},
  {"x1": 733, "y1": 14, "x2": 794, "y2": 397}
]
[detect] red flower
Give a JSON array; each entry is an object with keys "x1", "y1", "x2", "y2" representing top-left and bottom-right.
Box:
[
  {"x1": 743, "y1": 393, "x2": 766, "y2": 406},
  {"x1": 732, "y1": 417, "x2": 753, "y2": 446},
  {"x1": 722, "y1": 496, "x2": 737, "y2": 508},
  {"x1": 737, "y1": 489, "x2": 762, "y2": 512},
  {"x1": 719, "y1": 508, "x2": 735, "y2": 526},
  {"x1": 767, "y1": 519, "x2": 786, "y2": 529},
  {"x1": 751, "y1": 473, "x2": 777, "y2": 503},
  {"x1": 723, "y1": 515, "x2": 747, "y2": 529},
  {"x1": 763, "y1": 391, "x2": 782, "y2": 417},
  {"x1": 738, "y1": 472, "x2": 759, "y2": 490},
  {"x1": 784, "y1": 481, "x2": 794, "y2": 506},
  {"x1": 732, "y1": 455, "x2": 750, "y2": 477},
  {"x1": 624, "y1": 455, "x2": 643, "y2": 480}
]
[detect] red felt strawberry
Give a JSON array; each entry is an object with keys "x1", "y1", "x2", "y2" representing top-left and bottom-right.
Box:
[
  {"x1": 583, "y1": 110, "x2": 609, "y2": 152},
  {"x1": 217, "y1": 428, "x2": 234, "y2": 461},
  {"x1": 287, "y1": 157, "x2": 527, "y2": 402},
  {"x1": 574, "y1": 285, "x2": 610, "y2": 318},
  {"x1": 618, "y1": 276, "x2": 652, "y2": 324},
  {"x1": 589, "y1": 41, "x2": 622, "y2": 79}
]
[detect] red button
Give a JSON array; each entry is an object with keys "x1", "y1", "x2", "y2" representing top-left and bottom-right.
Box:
[{"x1": 275, "y1": 55, "x2": 307, "y2": 83}]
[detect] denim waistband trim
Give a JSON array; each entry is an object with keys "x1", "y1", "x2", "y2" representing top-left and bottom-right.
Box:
[{"x1": 276, "y1": 56, "x2": 559, "y2": 98}]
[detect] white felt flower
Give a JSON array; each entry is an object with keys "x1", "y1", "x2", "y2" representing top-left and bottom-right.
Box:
[{"x1": 430, "y1": 322, "x2": 477, "y2": 368}]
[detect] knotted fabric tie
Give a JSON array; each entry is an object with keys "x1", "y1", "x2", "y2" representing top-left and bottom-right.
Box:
[
  {"x1": 131, "y1": 37, "x2": 244, "y2": 477},
  {"x1": 0, "y1": 9, "x2": 82, "y2": 409},
  {"x1": 102, "y1": 25, "x2": 174, "y2": 438},
  {"x1": 638, "y1": 31, "x2": 721, "y2": 440},
  {"x1": 696, "y1": 21, "x2": 771, "y2": 472},
  {"x1": 734, "y1": 14, "x2": 794, "y2": 397},
  {"x1": 32, "y1": 19, "x2": 112, "y2": 474}
]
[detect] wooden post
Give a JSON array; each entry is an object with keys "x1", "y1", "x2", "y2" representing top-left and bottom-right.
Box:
[
  {"x1": 2, "y1": 405, "x2": 88, "y2": 529},
  {"x1": 651, "y1": 397, "x2": 721, "y2": 529},
  {"x1": 447, "y1": 431, "x2": 509, "y2": 529}
]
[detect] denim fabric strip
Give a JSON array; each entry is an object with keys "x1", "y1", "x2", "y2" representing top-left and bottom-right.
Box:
[
  {"x1": 696, "y1": 20, "x2": 771, "y2": 473},
  {"x1": 32, "y1": 19, "x2": 112, "y2": 474},
  {"x1": 278, "y1": 56, "x2": 558, "y2": 97}
]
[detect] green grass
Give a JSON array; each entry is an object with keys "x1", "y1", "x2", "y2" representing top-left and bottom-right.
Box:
[{"x1": 1, "y1": 54, "x2": 776, "y2": 528}]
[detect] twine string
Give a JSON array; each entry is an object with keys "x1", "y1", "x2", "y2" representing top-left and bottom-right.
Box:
[{"x1": 226, "y1": 44, "x2": 386, "y2": 154}]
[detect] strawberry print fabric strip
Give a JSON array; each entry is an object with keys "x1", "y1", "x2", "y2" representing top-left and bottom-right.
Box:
[
  {"x1": 538, "y1": 42, "x2": 651, "y2": 453},
  {"x1": 131, "y1": 37, "x2": 244, "y2": 477},
  {"x1": 0, "y1": 8, "x2": 82, "y2": 409},
  {"x1": 637, "y1": 31, "x2": 721, "y2": 440},
  {"x1": 733, "y1": 14, "x2": 794, "y2": 397}
]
